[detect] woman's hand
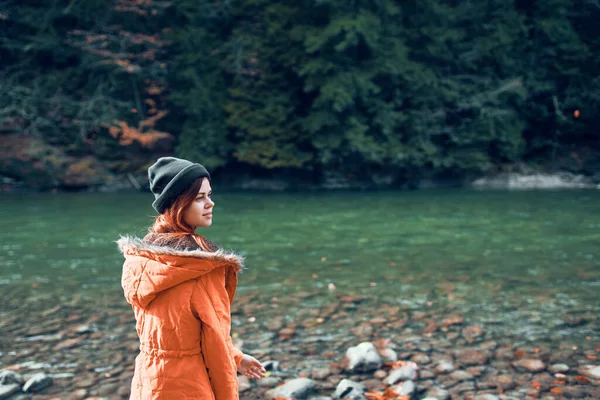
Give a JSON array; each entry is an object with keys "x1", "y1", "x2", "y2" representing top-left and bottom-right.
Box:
[{"x1": 237, "y1": 354, "x2": 266, "y2": 380}]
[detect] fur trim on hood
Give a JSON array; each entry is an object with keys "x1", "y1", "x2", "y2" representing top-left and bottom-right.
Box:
[{"x1": 116, "y1": 235, "x2": 245, "y2": 270}]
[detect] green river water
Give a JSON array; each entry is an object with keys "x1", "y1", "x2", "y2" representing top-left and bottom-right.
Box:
[{"x1": 1, "y1": 189, "x2": 599, "y2": 348}]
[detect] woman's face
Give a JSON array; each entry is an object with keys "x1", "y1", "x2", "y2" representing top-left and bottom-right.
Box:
[{"x1": 183, "y1": 178, "x2": 214, "y2": 229}]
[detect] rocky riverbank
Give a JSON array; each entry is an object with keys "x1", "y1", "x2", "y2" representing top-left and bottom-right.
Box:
[
  {"x1": 0, "y1": 285, "x2": 598, "y2": 400},
  {"x1": 1, "y1": 134, "x2": 599, "y2": 193}
]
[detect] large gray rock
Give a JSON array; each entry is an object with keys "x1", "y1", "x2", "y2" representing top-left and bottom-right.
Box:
[
  {"x1": 0, "y1": 383, "x2": 21, "y2": 400},
  {"x1": 22, "y1": 373, "x2": 52, "y2": 393},
  {"x1": 266, "y1": 378, "x2": 316, "y2": 399},
  {"x1": 0, "y1": 370, "x2": 24, "y2": 385},
  {"x1": 333, "y1": 379, "x2": 366, "y2": 400},
  {"x1": 386, "y1": 364, "x2": 418, "y2": 385},
  {"x1": 346, "y1": 342, "x2": 383, "y2": 372}
]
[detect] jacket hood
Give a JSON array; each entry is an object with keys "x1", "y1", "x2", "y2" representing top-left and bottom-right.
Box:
[{"x1": 117, "y1": 235, "x2": 244, "y2": 308}]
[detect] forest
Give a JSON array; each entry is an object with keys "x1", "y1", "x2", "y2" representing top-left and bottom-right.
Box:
[{"x1": 1, "y1": 0, "x2": 599, "y2": 188}]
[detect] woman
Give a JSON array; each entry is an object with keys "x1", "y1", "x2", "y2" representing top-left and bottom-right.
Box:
[{"x1": 117, "y1": 157, "x2": 266, "y2": 399}]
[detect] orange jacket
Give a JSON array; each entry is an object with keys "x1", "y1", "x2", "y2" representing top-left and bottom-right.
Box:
[{"x1": 117, "y1": 236, "x2": 245, "y2": 400}]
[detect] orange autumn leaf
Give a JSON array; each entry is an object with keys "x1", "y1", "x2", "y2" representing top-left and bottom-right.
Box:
[
  {"x1": 574, "y1": 109, "x2": 580, "y2": 118},
  {"x1": 585, "y1": 354, "x2": 597, "y2": 359},
  {"x1": 515, "y1": 349, "x2": 525, "y2": 359},
  {"x1": 575, "y1": 375, "x2": 591, "y2": 383},
  {"x1": 365, "y1": 391, "x2": 384, "y2": 400},
  {"x1": 531, "y1": 381, "x2": 541, "y2": 390},
  {"x1": 550, "y1": 387, "x2": 563, "y2": 393}
]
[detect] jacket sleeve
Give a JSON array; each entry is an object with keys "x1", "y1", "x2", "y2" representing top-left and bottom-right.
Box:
[
  {"x1": 224, "y1": 267, "x2": 244, "y2": 367},
  {"x1": 228, "y1": 334, "x2": 244, "y2": 367},
  {"x1": 191, "y1": 277, "x2": 239, "y2": 400}
]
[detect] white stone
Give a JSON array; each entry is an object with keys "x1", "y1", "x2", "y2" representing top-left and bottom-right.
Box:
[
  {"x1": 386, "y1": 365, "x2": 418, "y2": 385},
  {"x1": 395, "y1": 380, "x2": 415, "y2": 396},
  {"x1": 346, "y1": 342, "x2": 383, "y2": 372},
  {"x1": 333, "y1": 379, "x2": 366, "y2": 400},
  {"x1": 22, "y1": 373, "x2": 52, "y2": 393}
]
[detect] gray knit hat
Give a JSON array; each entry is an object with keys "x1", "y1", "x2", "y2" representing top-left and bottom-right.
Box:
[{"x1": 148, "y1": 157, "x2": 210, "y2": 214}]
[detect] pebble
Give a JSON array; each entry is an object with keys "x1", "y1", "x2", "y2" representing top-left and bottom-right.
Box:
[
  {"x1": 462, "y1": 325, "x2": 484, "y2": 342},
  {"x1": 266, "y1": 378, "x2": 316, "y2": 399},
  {"x1": 548, "y1": 363, "x2": 569, "y2": 373},
  {"x1": 512, "y1": 359, "x2": 545, "y2": 372},
  {"x1": 411, "y1": 353, "x2": 431, "y2": 364},
  {"x1": 257, "y1": 377, "x2": 280, "y2": 388},
  {"x1": 311, "y1": 368, "x2": 332, "y2": 380},
  {"x1": 69, "y1": 388, "x2": 88, "y2": 400},
  {"x1": 448, "y1": 370, "x2": 473, "y2": 381},
  {"x1": 426, "y1": 386, "x2": 450, "y2": 400},
  {"x1": 238, "y1": 375, "x2": 251, "y2": 392},
  {"x1": 373, "y1": 370, "x2": 387, "y2": 379},
  {"x1": 22, "y1": 372, "x2": 53, "y2": 393},
  {"x1": 473, "y1": 395, "x2": 499, "y2": 400},
  {"x1": 434, "y1": 360, "x2": 455, "y2": 374},
  {"x1": 456, "y1": 349, "x2": 489, "y2": 366},
  {"x1": 379, "y1": 347, "x2": 397, "y2": 362}
]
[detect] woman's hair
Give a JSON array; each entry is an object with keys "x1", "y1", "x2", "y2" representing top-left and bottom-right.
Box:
[{"x1": 144, "y1": 177, "x2": 217, "y2": 252}]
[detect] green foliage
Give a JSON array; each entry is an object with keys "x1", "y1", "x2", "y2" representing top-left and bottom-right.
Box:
[{"x1": 2, "y1": 0, "x2": 599, "y2": 182}]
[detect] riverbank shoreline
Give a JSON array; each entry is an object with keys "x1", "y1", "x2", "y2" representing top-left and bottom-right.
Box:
[
  {"x1": 1, "y1": 286, "x2": 598, "y2": 399},
  {"x1": 1, "y1": 170, "x2": 598, "y2": 194}
]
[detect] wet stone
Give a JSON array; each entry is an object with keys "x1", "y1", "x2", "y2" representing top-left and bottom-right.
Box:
[{"x1": 426, "y1": 386, "x2": 450, "y2": 400}]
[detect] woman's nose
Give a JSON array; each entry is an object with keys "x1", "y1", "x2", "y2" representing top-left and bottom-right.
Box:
[{"x1": 206, "y1": 198, "x2": 215, "y2": 207}]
